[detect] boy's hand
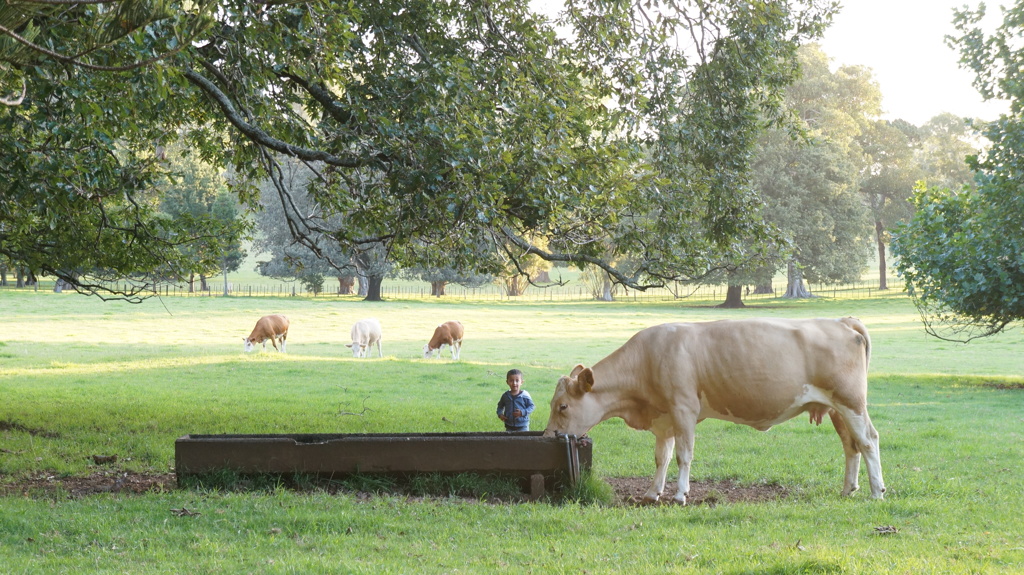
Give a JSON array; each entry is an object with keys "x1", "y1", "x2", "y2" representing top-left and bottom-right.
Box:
[
  {"x1": 498, "y1": 414, "x2": 506, "y2": 421},
  {"x1": 513, "y1": 410, "x2": 522, "y2": 417}
]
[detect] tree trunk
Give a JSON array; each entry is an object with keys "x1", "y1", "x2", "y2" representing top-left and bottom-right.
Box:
[
  {"x1": 337, "y1": 276, "x2": 354, "y2": 295},
  {"x1": 753, "y1": 283, "x2": 774, "y2": 295},
  {"x1": 16, "y1": 267, "x2": 25, "y2": 288},
  {"x1": 717, "y1": 284, "x2": 746, "y2": 308},
  {"x1": 599, "y1": 276, "x2": 614, "y2": 301},
  {"x1": 363, "y1": 275, "x2": 384, "y2": 301},
  {"x1": 505, "y1": 276, "x2": 526, "y2": 296},
  {"x1": 783, "y1": 260, "x2": 813, "y2": 298},
  {"x1": 356, "y1": 274, "x2": 369, "y2": 297},
  {"x1": 430, "y1": 280, "x2": 447, "y2": 297},
  {"x1": 875, "y1": 219, "x2": 888, "y2": 290},
  {"x1": 223, "y1": 266, "x2": 230, "y2": 296},
  {"x1": 187, "y1": 272, "x2": 195, "y2": 293},
  {"x1": 534, "y1": 270, "x2": 551, "y2": 283},
  {"x1": 200, "y1": 274, "x2": 209, "y2": 291},
  {"x1": 53, "y1": 278, "x2": 64, "y2": 293}
]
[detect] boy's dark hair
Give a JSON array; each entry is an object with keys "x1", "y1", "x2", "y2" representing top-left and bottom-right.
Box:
[{"x1": 506, "y1": 368, "x2": 522, "y2": 378}]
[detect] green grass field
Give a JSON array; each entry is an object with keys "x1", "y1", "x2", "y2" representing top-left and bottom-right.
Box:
[{"x1": 1, "y1": 291, "x2": 1022, "y2": 573}]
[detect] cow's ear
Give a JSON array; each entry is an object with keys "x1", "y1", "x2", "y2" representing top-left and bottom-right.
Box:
[
  {"x1": 569, "y1": 364, "x2": 586, "y2": 378},
  {"x1": 578, "y1": 368, "x2": 595, "y2": 393}
]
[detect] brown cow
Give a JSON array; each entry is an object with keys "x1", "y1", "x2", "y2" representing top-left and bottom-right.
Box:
[
  {"x1": 243, "y1": 314, "x2": 289, "y2": 352},
  {"x1": 543, "y1": 318, "x2": 884, "y2": 504},
  {"x1": 423, "y1": 320, "x2": 464, "y2": 360}
]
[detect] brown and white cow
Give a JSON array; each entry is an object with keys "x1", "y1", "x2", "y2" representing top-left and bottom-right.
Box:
[
  {"x1": 423, "y1": 320, "x2": 464, "y2": 360},
  {"x1": 543, "y1": 317, "x2": 885, "y2": 504},
  {"x1": 346, "y1": 318, "x2": 383, "y2": 358},
  {"x1": 243, "y1": 314, "x2": 289, "y2": 352}
]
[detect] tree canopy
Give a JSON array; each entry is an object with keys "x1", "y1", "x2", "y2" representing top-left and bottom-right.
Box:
[
  {"x1": 893, "y1": 0, "x2": 1024, "y2": 340},
  {"x1": 1, "y1": 0, "x2": 837, "y2": 297}
]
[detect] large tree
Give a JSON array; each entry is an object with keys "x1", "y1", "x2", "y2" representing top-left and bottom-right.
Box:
[
  {"x1": 0, "y1": 1, "x2": 230, "y2": 299},
  {"x1": 743, "y1": 44, "x2": 877, "y2": 299},
  {"x1": 856, "y1": 119, "x2": 922, "y2": 290},
  {"x1": 2, "y1": 1, "x2": 836, "y2": 296},
  {"x1": 894, "y1": 1, "x2": 1024, "y2": 341},
  {"x1": 159, "y1": 144, "x2": 247, "y2": 292},
  {"x1": 252, "y1": 158, "x2": 362, "y2": 296}
]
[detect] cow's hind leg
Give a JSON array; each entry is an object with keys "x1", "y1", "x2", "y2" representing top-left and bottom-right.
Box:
[
  {"x1": 833, "y1": 405, "x2": 885, "y2": 499},
  {"x1": 828, "y1": 409, "x2": 861, "y2": 496},
  {"x1": 643, "y1": 416, "x2": 674, "y2": 502},
  {"x1": 279, "y1": 334, "x2": 287, "y2": 353}
]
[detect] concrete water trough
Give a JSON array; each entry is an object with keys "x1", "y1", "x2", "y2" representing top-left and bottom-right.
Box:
[{"x1": 175, "y1": 432, "x2": 592, "y2": 499}]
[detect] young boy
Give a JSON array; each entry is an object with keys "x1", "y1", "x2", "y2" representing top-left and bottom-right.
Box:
[{"x1": 496, "y1": 368, "x2": 535, "y2": 432}]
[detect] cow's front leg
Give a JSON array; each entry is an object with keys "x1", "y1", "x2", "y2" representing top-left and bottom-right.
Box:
[
  {"x1": 643, "y1": 416, "x2": 675, "y2": 502},
  {"x1": 670, "y1": 405, "x2": 699, "y2": 505}
]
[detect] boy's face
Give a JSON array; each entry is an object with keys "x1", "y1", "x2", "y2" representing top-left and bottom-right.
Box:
[{"x1": 506, "y1": 373, "x2": 523, "y2": 394}]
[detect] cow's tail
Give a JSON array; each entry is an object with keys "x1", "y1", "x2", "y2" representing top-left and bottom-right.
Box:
[{"x1": 839, "y1": 317, "x2": 871, "y2": 371}]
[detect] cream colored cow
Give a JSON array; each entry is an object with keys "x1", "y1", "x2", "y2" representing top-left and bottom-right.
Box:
[
  {"x1": 543, "y1": 317, "x2": 885, "y2": 504},
  {"x1": 346, "y1": 318, "x2": 383, "y2": 358}
]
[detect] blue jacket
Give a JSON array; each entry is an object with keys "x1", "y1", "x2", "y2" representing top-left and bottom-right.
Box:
[{"x1": 497, "y1": 390, "x2": 535, "y2": 430}]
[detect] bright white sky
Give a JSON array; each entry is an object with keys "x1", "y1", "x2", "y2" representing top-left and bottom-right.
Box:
[
  {"x1": 531, "y1": 0, "x2": 1012, "y2": 126},
  {"x1": 817, "y1": 0, "x2": 1008, "y2": 124}
]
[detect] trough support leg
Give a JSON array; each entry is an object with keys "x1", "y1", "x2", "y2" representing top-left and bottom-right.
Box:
[{"x1": 529, "y1": 474, "x2": 545, "y2": 501}]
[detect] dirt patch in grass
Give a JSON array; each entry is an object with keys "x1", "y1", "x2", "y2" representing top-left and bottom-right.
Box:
[
  {"x1": 604, "y1": 476, "x2": 788, "y2": 506},
  {"x1": 1, "y1": 471, "x2": 177, "y2": 498},
  {"x1": 0, "y1": 420, "x2": 60, "y2": 438},
  {"x1": 1, "y1": 471, "x2": 787, "y2": 506},
  {"x1": 981, "y1": 381, "x2": 1024, "y2": 390}
]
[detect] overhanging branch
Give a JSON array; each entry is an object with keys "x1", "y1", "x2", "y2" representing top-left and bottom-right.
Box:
[
  {"x1": 499, "y1": 227, "x2": 664, "y2": 290},
  {"x1": 183, "y1": 68, "x2": 375, "y2": 169}
]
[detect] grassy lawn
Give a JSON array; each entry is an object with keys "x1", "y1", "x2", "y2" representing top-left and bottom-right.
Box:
[{"x1": 1, "y1": 291, "x2": 1022, "y2": 573}]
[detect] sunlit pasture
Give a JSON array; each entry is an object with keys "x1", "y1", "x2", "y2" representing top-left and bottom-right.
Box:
[{"x1": 1, "y1": 290, "x2": 1022, "y2": 573}]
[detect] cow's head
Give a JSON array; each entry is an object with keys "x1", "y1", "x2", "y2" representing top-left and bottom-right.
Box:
[
  {"x1": 543, "y1": 364, "x2": 603, "y2": 438},
  {"x1": 422, "y1": 344, "x2": 437, "y2": 359},
  {"x1": 346, "y1": 342, "x2": 365, "y2": 357},
  {"x1": 243, "y1": 338, "x2": 256, "y2": 353}
]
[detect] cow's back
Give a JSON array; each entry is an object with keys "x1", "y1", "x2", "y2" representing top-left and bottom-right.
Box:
[{"x1": 617, "y1": 318, "x2": 870, "y2": 427}]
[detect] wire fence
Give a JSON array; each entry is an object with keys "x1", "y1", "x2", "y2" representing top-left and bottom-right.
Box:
[{"x1": 1, "y1": 277, "x2": 909, "y2": 303}]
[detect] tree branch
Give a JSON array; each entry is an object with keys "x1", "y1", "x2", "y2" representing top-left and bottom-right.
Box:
[
  {"x1": 183, "y1": 68, "x2": 376, "y2": 169},
  {"x1": 499, "y1": 226, "x2": 664, "y2": 290}
]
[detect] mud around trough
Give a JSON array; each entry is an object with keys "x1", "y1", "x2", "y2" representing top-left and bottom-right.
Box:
[{"x1": 1, "y1": 471, "x2": 788, "y2": 506}]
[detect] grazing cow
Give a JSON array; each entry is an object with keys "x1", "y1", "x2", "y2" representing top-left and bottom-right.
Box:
[
  {"x1": 543, "y1": 317, "x2": 885, "y2": 504},
  {"x1": 243, "y1": 314, "x2": 289, "y2": 353},
  {"x1": 423, "y1": 320, "x2": 464, "y2": 360},
  {"x1": 346, "y1": 318, "x2": 383, "y2": 358}
]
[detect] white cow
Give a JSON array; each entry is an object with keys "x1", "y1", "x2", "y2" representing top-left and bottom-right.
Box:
[
  {"x1": 543, "y1": 317, "x2": 885, "y2": 504},
  {"x1": 243, "y1": 314, "x2": 289, "y2": 352},
  {"x1": 346, "y1": 318, "x2": 383, "y2": 358},
  {"x1": 423, "y1": 320, "x2": 464, "y2": 360}
]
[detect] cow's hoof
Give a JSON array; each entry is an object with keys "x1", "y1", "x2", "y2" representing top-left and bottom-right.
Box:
[
  {"x1": 640, "y1": 491, "x2": 661, "y2": 504},
  {"x1": 841, "y1": 485, "x2": 859, "y2": 496},
  {"x1": 671, "y1": 493, "x2": 688, "y2": 505}
]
